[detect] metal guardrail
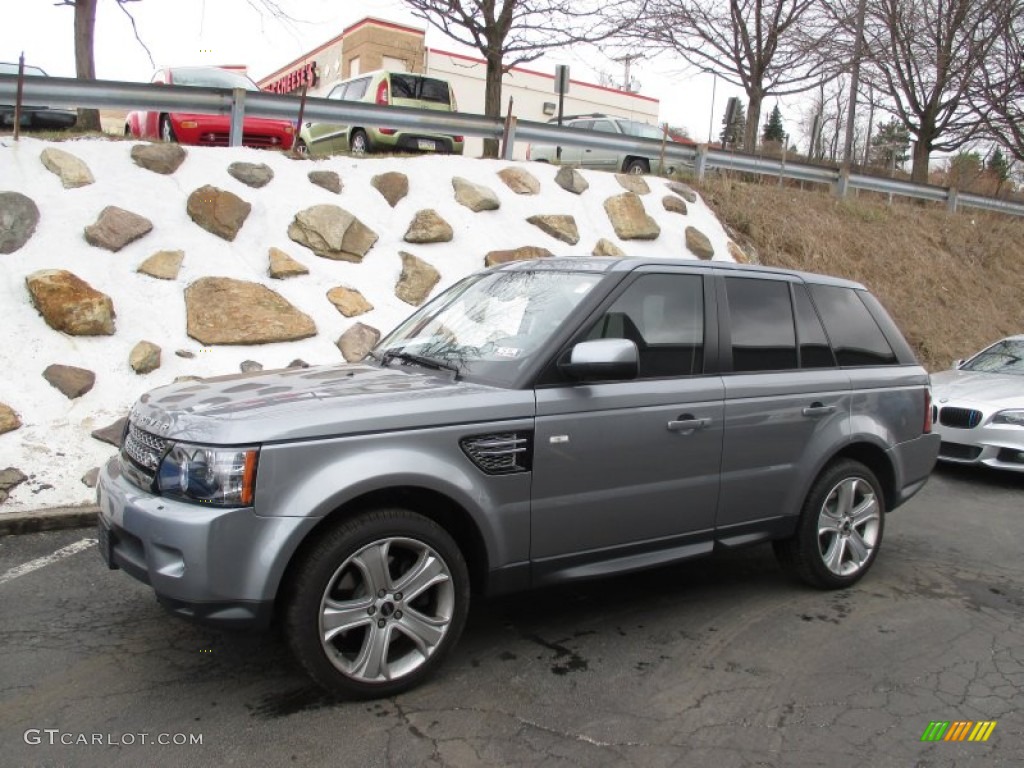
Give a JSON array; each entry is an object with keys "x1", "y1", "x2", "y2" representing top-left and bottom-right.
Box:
[{"x1": 3, "y1": 74, "x2": 1022, "y2": 218}]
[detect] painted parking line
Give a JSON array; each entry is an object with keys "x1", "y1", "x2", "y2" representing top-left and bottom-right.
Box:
[{"x1": 0, "y1": 538, "x2": 97, "y2": 586}]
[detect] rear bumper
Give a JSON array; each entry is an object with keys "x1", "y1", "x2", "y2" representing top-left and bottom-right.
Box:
[{"x1": 369, "y1": 129, "x2": 463, "y2": 154}]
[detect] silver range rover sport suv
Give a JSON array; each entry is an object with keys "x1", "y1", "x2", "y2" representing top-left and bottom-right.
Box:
[{"x1": 97, "y1": 258, "x2": 940, "y2": 697}]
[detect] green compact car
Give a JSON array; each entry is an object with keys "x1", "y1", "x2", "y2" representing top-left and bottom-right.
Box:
[{"x1": 297, "y1": 70, "x2": 464, "y2": 156}]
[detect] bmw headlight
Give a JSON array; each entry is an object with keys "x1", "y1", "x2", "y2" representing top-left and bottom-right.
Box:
[
  {"x1": 992, "y1": 410, "x2": 1024, "y2": 427},
  {"x1": 157, "y1": 443, "x2": 259, "y2": 507}
]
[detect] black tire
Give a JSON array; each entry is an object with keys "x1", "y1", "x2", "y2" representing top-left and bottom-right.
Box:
[
  {"x1": 349, "y1": 129, "x2": 370, "y2": 155},
  {"x1": 623, "y1": 157, "x2": 649, "y2": 175},
  {"x1": 283, "y1": 509, "x2": 470, "y2": 698},
  {"x1": 774, "y1": 459, "x2": 885, "y2": 589},
  {"x1": 294, "y1": 139, "x2": 309, "y2": 157},
  {"x1": 159, "y1": 115, "x2": 177, "y2": 143}
]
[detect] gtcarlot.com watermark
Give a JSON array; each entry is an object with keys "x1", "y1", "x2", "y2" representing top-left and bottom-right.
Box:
[{"x1": 24, "y1": 729, "x2": 203, "y2": 747}]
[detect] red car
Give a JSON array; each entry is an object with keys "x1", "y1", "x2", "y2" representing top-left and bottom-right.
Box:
[{"x1": 125, "y1": 66, "x2": 294, "y2": 150}]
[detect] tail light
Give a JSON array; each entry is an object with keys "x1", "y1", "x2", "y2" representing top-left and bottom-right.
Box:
[
  {"x1": 379, "y1": 128, "x2": 396, "y2": 135},
  {"x1": 376, "y1": 79, "x2": 389, "y2": 105},
  {"x1": 453, "y1": 135, "x2": 464, "y2": 143},
  {"x1": 924, "y1": 388, "x2": 933, "y2": 434}
]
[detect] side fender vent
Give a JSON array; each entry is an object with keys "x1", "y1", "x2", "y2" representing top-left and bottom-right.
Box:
[{"x1": 460, "y1": 432, "x2": 533, "y2": 475}]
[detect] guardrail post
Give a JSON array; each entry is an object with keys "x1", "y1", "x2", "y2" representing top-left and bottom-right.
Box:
[
  {"x1": 835, "y1": 168, "x2": 850, "y2": 199},
  {"x1": 947, "y1": 187, "x2": 959, "y2": 214},
  {"x1": 695, "y1": 144, "x2": 709, "y2": 181},
  {"x1": 502, "y1": 115, "x2": 517, "y2": 160},
  {"x1": 229, "y1": 87, "x2": 246, "y2": 148}
]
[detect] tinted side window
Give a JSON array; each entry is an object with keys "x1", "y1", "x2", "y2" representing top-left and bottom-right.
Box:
[
  {"x1": 809, "y1": 285, "x2": 897, "y2": 366},
  {"x1": 584, "y1": 274, "x2": 704, "y2": 378},
  {"x1": 793, "y1": 284, "x2": 836, "y2": 368},
  {"x1": 346, "y1": 77, "x2": 370, "y2": 100},
  {"x1": 726, "y1": 278, "x2": 797, "y2": 372},
  {"x1": 570, "y1": 120, "x2": 594, "y2": 131},
  {"x1": 419, "y1": 77, "x2": 452, "y2": 104}
]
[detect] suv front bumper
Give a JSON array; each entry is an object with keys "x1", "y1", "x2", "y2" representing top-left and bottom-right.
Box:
[{"x1": 96, "y1": 456, "x2": 317, "y2": 629}]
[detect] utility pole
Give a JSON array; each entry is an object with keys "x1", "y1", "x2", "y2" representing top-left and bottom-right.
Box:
[
  {"x1": 842, "y1": 0, "x2": 868, "y2": 167},
  {"x1": 614, "y1": 54, "x2": 640, "y2": 92}
]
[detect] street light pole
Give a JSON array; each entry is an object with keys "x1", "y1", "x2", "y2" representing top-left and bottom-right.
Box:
[{"x1": 842, "y1": 0, "x2": 868, "y2": 167}]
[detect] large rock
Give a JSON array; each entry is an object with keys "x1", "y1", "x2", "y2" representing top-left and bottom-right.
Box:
[
  {"x1": 527, "y1": 215, "x2": 579, "y2": 245},
  {"x1": 288, "y1": 205, "x2": 378, "y2": 262},
  {"x1": 43, "y1": 364, "x2": 95, "y2": 399},
  {"x1": 395, "y1": 252, "x2": 440, "y2": 306},
  {"x1": 554, "y1": 166, "x2": 589, "y2": 195},
  {"x1": 228, "y1": 161, "x2": 274, "y2": 188},
  {"x1": 453, "y1": 177, "x2": 500, "y2": 212},
  {"x1": 685, "y1": 226, "x2": 715, "y2": 260},
  {"x1": 593, "y1": 238, "x2": 626, "y2": 257},
  {"x1": 308, "y1": 170, "x2": 342, "y2": 194},
  {"x1": 129, "y1": 341, "x2": 162, "y2": 374},
  {"x1": 40, "y1": 147, "x2": 94, "y2": 188},
  {"x1": 728, "y1": 240, "x2": 750, "y2": 264},
  {"x1": 497, "y1": 167, "x2": 540, "y2": 195},
  {"x1": 616, "y1": 174, "x2": 650, "y2": 195},
  {"x1": 372, "y1": 172, "x2": 409, "y2": 207},
  {"x1": 662, "y1": 195, "x2": 688, "y2": 215},
  {"x1": 186, "y1": 185, "x2": 251, "y2": 241},
  {"x1": 667, "y1": 181, "x2": 697, "y2": 203},
  {"x1": 603, "y1": 193, "x2": 660, "y2": 240},
  {"x1": 81, "y1": 467, "x2": 100, "y2": 488},
  {"x1": 327, "y1": 286, "x2": 373, "y2": 317},
  {"x1": 130, "y1": 143, "x2": 186, "y2": 175},
  {"x1": 0, "y1": 403, "x2": 22, "y2": 435},
  {"x1": 26, "y1": 270, "x2": 115, "y2": 336},
  {"x1": 337, "y1": 323, "x2": 380, "y2": 362},
  {"x1": 185, "y1": 277, "x2": 316, "y2": 345},
  {"x1": 0, "y1": 192, "x2": 40, "y2": 254},
  {"x1": 91, "y1": 417, "x2": 126, "y2": 447},
  {"x1": 137, "y1": 249, "x2": 184, "y2": 280},
  {"x1": 404, "y1": 209, "x2": 453, "y2": 243},
  {"x1": 484, "y1": 246, "x2": 554, "y2": 268},
  {"x1": 0, "y1": 468, "x2": 27, "y2": 505},
  {"x1": 84, "y1": 206, "x2": 153, "y2": 252},
  {"x1": 268, "y1": 247, "x2": 309, "y2": 279}
]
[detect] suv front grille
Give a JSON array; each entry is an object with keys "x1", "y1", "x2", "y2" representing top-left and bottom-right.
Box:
[
  {"x1": 460, "y1": 433, "x2": 533, "y2": 475},
  {"x1": 122, "y1": 422, "x2": 170, "y2": 474},
  {"x1": 938, "y1": 407, "x2": 983, "y2": 429}
]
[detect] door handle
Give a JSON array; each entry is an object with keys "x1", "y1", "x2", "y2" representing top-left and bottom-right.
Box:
[
  {"x1": 802, "y1": 402, "x2": 837, "y2": 417},
  {"x1": 667, "y1": 416, "x2": 710, "y2": 433}
]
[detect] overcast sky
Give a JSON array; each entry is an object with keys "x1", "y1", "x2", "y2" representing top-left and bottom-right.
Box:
[{"x1": 2, "y1": 0, "x2": 755, "y2": 142}]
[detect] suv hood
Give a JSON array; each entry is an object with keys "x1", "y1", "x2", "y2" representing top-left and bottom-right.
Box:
[{"x1": 129, "y1": 363, "x2": 534, "y2": 444}]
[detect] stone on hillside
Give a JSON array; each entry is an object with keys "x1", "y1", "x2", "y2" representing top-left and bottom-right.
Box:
[
  {"x1": 396, "y1": 252, "x2": 440, "y2": 306},
  {"x1": 175, "y1": 349, "x2": 195, "y2": 359},
  {"x1": 404, "y1": 209, "x2": 453, "y2": 244},
  {"x1": 26, "y1": 270, "x2": 115, "y2": 336},
  {"x1": 327, "y1": 286, "x2": 373, "y2": 317},
  {"x1": 667, "y1": 181, "x2": 697, "y2": 203},
  {"x1": 728, "y1": 240, "x2": 750, "y2": 264},
  {"x1": 0, "y1": 192, "x2": 40, "y2": 254},
  {"x1": 527, "y1": 215, "x2": 579, "y2": 245},
  {"x1": 337, "y1": 323, "x2": 380, "y2": 363},
  {"x1": 453, "y1": 177, "x2": 500, "y2": 212},
  {"x1": 137, "y1": 249, "x2": 184, "y2": 280},
  {"x1": 84, "y1": 206, "x2": 153, "y2": 252},
  {"x1": 185, "y1": 277, "x2": 316, "y2": 345},
  {"x1": 81, "y1": 467, "x2": 100, "y2": 489},
  {"x1": 616, "y1": 174, "x2": 650, "y2": 195},
  {"x1": 228, "y1": 161, "x2": 274, "y2": 188},
  {"x1": 268, "y1": 247, "x2": 309, "y2": 279},
  {"x1": 174, "y1": 376, "x2": 204, "y2": 384},
  {"x1": 498, "y1": 167, "x2": 540, "y2": 195},
  {"x1": 91, "y1": 417, "x2": 127, "y2": 447},
  {"x1": 484, "y1": 246, "x2": 554, "y2": 268},
  {"x1": 663, "y1": 195, "x2": 688, "y2": 215},
  {"x1": 0, "y1": 403, "x2": 22, "y2": 435},
  {"x1": 288, "y1": 204, "x2": 378, "y2": 262},
  {"x1": 130, "y1": 143, "x2": 186, "y2": 175},
  {"x1": 603, "y1": 193, "x2": 660, "y2": 240},
  {"x1": 42, "y1": 364, "x2": 96, "y2": 399},
  {"x1": 287, "y1": 359, "x2": 310, "y2": 369},
  {"x1": 40, "y1": 147, "x2": 94, "y2": 189},
  {"x1": 130, "y1": 341, "x2": 162, "y2": 374},
  {"x1": 685, "y1": 226, "x2": 715, "y2": 260},
  {"x1": 372, "y1": 172, "x2": 409, "y2": 207},
  {"x1": 240, "y1": 360, "x2": 263, "y2": 373},
  {"x1": 0, "y1": 468, "x2": 28, "y2": 504},
  {"x1": 187, "y1": 185, "x2": 251, "y2": 241},
  {"x1": 554, "y1": 166, "x2": 589, "y2": 195},
  {"x1": 309, "y1": 170, "x2": 342, "y2": 194},
  {"x1": 592, "y1": 238, "x2": 626, "y2": 257}
]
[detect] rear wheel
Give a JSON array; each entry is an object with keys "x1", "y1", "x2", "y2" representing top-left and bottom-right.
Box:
[
  {"x1": 774, "y1": 459, "x2": 885, "y2": 589},
  {"x1": 623, "y1": 158, "x2": 649, "y2": 175},
  {"x1": 294, "y1": 139, "x2": 309, "y2": 157},
  {"x1": 159, "y1": 115, "x2": 177, "y2": 143},
  {"x1": 349, "y1": 129, "x2": 370, "y2": 156}
]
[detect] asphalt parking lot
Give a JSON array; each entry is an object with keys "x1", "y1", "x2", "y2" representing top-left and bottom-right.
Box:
[{"x1": 1, "y1": 464, "x2": 1021, "y2": 767}]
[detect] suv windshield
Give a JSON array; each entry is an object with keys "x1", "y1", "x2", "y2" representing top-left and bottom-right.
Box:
[
  {"x1": 169, "y1": 67, "x2": 260, "y2": 91},
  {"x1": 375, "y1": 270, "x2": 602, "y2": 385},
  {"x1": 961, "y1": 339, "x2": 1024, "y2": 374}
]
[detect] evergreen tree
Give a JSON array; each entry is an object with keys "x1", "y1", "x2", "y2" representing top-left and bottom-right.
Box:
[
  {"x1": 869, "y1": 119, "x2": 911, "y2": 169},
  {"x1": 719, "y1": 101, "x2": 746, "y2": 149},
  {"x1": 987, "y1": 148, "x2": 1010, "y2": 183},
  {"x1": 762, "y1": 105, "x2": 785, "y2": 143}
]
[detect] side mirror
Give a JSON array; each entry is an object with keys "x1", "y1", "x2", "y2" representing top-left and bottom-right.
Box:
[
  {"x1": 559, "y1": 338, "x2": 638, "y2": 382},
  {"x1": 954, "y1": 359, "x2": 964, "y2": 369}
]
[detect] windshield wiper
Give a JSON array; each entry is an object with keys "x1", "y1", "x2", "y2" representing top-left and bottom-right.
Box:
[{"x1": 380, "y1": 349, "x2": 461, "y2": 379}]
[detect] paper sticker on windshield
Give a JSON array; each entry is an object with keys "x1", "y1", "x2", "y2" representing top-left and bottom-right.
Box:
[{"x1": 494, "y1": 346, "x2": 521, "y2": 358}]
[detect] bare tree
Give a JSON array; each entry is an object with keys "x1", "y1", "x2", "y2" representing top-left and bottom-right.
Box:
[
  {"x1": 627, "y1": 1, "x2": 832, "y2": 151},
  {"x1": 401, "y1": 0, "x2": 645, "y2": 157},
  {"x1": 973, "y1": 2, "x2": 1024, "y2": 162}
]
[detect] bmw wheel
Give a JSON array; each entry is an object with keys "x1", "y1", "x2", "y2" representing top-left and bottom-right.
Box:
[{"x1": 284, "y1": 509, "x2": 470, "y2": 698}]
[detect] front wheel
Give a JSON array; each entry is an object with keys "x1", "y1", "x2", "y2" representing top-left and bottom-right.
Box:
[
  {"x1": 159, "y1": 115, "x2": 177, "y2": 143},
  {"x1": 774, "y1": 459, "x2": 885, "y2": 589},
  {"x1": 284, "y1": 509, "x2": 470, "y2": 698}
]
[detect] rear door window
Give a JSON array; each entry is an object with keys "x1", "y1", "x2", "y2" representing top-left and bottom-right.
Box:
[
  {"x1": 591, "y1": 120, "x2": 617, "y2": 133},
  {"x1": 808, "y1": 285, "x2": 897, "y2": 366},
  {"x1": 793, "y1": 284, "x2": 836, "y2": 368},
  {"x1": 726, "y1": 278, "x2": 798, "y2": 372}
]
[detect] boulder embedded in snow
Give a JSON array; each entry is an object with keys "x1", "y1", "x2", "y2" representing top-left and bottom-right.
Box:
[
  {"x1": 685, "y1": 226, "x2": 715, "y2": 260},
  {"x1": 593, "y1": 238, "x2": 626, "y2": 257},
  {"x1": 616, "y1": 174, "x2": 650, "y2": 195},
  {"x1": 228, "y1": 161, "x2": 274, "y2": 188},
  {"x1": 130, "y1": 143, "x2": 186, "y2": 175},
  {"x1": 81, "y1": 467, "x2": 100, "y2": 488},
  {"x1": 453, "y1": 177, "x2": 500, "y2": 212},
  {"x1": 662, "y1": 195, "x2": 688, "y2": 216},
  {"x1": 137, "y1": 249, "x2": 184, "y2": 280},
  {"x1": 395, "y1": 252, "x2": 440, "y2": 306},
  {"x1": 308, "y1": 170, "x2": 342, "y2": 194},
  {"x1": 91, "y1": 417, "x2": 126, "y2": 447},
  {"x1": 484, "y1": 246, "x2": 553, "y2": 268},
  {"x1": 42, "y1": 364, "x2": 96, "y2": 399},
  {"x1": 40, "y1": 147, "x2": 94, "y2": 189},
  {"x1": 0, "y1": 403, "x2": 23, "y2": 435},
  {"x1": 129, "y1": 341, "x2": 162, "y2": 374},
  {"x1": 668, "y1": 181, "x2": 697, "y2": 203},
  {"x1": 372, "y1": 172, "x2": 409, "y2": 207},
  {"x1": 240, "y1": 360, "x2": 263, "y2": 373},
  {"x1": 404, "y1": 209, "x2": 453, "y2": 244},
  {"x1": 327, "y1": 286, "x2": 373, "y2": 317},
  {"x1": 26, "y1": 270, "x2": 116, "y2": 336},
  {"x1": 554, "y1": 166, "x2": 589, "y2": 195},
  {"x1": 728, "y1": 240, "x2": 750, "y2": 263},
  {"x1": 603, "y1": 193, "x2": 660, "y2": 240},
  {"x1": 185, "y1": 277, "x2": 316, "y2": 345},
  {"x1": 84, "y1": 206, "x2": 153, "y2": 252},
  {"x1": 186, "y1": 185, "x2": 251, "y2": 241},
  {"x1": 0, "y1": 468, "x2": 27, "y2": 504},
  {"x1": 0, "y1": 191, "x2": 40, "y2": 254},
  {"x1": 527, "y1": 215, "x2": 579, "y2": 245},
  {"x1": 288, "y1": 204, "x2": 378, "y2": 262},
  {"x1": 497, "y1": 167, "x2": 540, "y2": 195},
  {"x1": 268, "y1": 247, "x2": 309, "y2": 279},
  {"x1": 337, "y1": 323, "x2": 380, "y2": 362}
]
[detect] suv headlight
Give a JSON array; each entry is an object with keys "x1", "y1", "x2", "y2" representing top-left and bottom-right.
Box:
[
  {"x1": 157, "y1": 443, "x2": 259, "y2": 507},
  {"x1": 992, "y1": 410, "x2": 1024, "y2": 427}
]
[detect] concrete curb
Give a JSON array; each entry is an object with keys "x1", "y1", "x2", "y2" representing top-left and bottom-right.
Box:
[{"x1": 0, "y1": 505, "x2": 98, "y2": 536}]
